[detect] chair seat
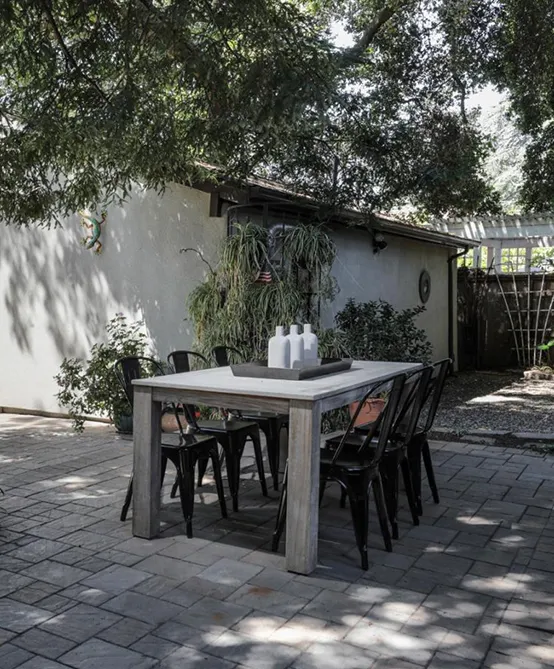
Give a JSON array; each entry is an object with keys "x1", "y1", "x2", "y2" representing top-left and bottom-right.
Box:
[
  {"x1": 325, "y1": 432, "x2": 366, "y2": 449},
  {"x1": 241, "y1": 411, "x2": 288, "y2": 422},
  {"x1": 320, "y1": 446, "x2": 379, "y2": 473},
  {"x1": 197, "y1": 419, "x2": 258, "y2": 434},
  {"x1": 324, "y1": 432, "x2": 404, "y2": 457},
  {"x1": 161, "y1": 433, "x2": 216, "y2": 451}
]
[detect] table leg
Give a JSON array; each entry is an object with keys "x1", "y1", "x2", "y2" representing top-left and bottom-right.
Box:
[
  {"x1": 132, "y1": 386, "x2": 162, "y2": 538},
  {"x1": 286, "y1": 399, "x2": 321, "y2": 574}
]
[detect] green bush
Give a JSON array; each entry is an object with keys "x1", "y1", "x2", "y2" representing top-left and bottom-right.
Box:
[
  {"x1": 334, "y1": 298, "x2": 432, "y2": 363},
  {"x1": 321, "y1": 298, "x2": 432, "y2": 433},
  {"x1": 55, "y1": 315, "x2": 148, "y2": 431}
]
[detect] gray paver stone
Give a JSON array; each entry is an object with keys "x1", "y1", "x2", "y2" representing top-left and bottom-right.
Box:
[
  {"x1": 174, "y1": 596, "x2": 251, "y2": 632},
  {"x1": 0, "y1": 599, "x2": 53, "y2": 633},
  {"x1": 134, "y1": 554, "x2": 204, "y2": 581},
  {"x1": 20, "y1": 561, "x2": 92, "y2": 588},
  {"x1": 96, "y1": 617, "x2": 154, "y2": 646},
  {"x1": 0, "y1": 643, "x2": 34, "y2": 669},
  {"x1": 101, "y1": 591, "x2": 185, "y2": 624},
  {"x1": 203, "y1": 629, "x2": 300, "y2": 669},
  {"x1": 12, "y1": 627, "x2": 76, "y2": 659},
  {"x1": 130, "y1": 633, "x2": 180, "y2": 659},
  {"x1": 81, "y1": 564, "x2": 151, "y2": 595},
  {"x1": 60, "y1": 638, "x2": 157, "y2": 669},
  {"x1": 198, "y1": 558, "x2": 263, "y2": 588},
  {"x1": 39, "y1": 602, "x2": 122, "y2": 642},
  {"x1": 159, "y1": 646, "x2": 236, "y2": 669}
]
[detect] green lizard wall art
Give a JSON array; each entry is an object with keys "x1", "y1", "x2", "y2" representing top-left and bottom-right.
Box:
[{"x1": 79, "y1": 210, "x2": 106, "y2": 254}]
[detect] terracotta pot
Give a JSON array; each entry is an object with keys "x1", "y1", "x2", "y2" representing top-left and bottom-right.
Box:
[
  {"x1": 349, "y1": 398, "x2": 385, "y2": 427},
  {"x1": 114, "y1": 412, "x2": 187, "y2": 435},
  {"x1": 161, "y1": 413, "x2": 185, "y2": 433}
]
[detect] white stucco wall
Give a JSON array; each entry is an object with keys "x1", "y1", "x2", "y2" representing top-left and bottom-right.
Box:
[
  {"x1": 0, "y1": 184, "x2": 226, "y2": 412},
  {"x1": 322, "y1": 225, "x2": 452, "y2": 361}
]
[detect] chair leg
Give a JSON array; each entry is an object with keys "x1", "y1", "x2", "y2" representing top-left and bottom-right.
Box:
[
  {"x1": 197, "y1": 456, "x2": 209, "y2": 488},
  {"x1": 319, "y1": 479, "x2": 328, "y2": 506},
  {"x1": 265, "y1": 421, "x2": 280, "y2": 491},
  {"x1": 160, "y1": 455, "x2": 168, "y2": 489},
  {"x1": 380, "y1": 457, "x2": 399, "y2": 540},
  {"x1": 422, "y1": 439, "x2": 440, "y2": 504},
  {"x1": 210, "y1": 448, "x2": 228, "y2": 519},
  {"x1": 122, "y1": 454, "x2": 168, "y2": 522},
  {"x1": 224, "y1": 440, "x2": 242, "y2": 513},
  {"x1": 400, "y1": 456, "x2": 420, "y2": 527},
  {"x1": 339, "y1": 487, "x2": 348, "y2": 509},
  {"x1": 120, "y1": 475, "x2": 133, "y2": 521},
  {"x1": 170, "y1": 473, "x2": 180, "y2": 499},
  {"x1": 346, "y1": 474, "x2": 370, "y2": 570},
  {"x1": 177, "y1": 451, "x2": 196, "y2": 538},
  {"x1": 272, "y1": 462, "x2": 288, "y2": 551},
  {"x1": 251, "y1": 429, "x2": 268, "y2": 497},
  {"x1": 408, "y1": 441, "x2": 423, "y2": 516},
  {"x1": 372, "y1": 474, "x2": 392, "y2": 552}
]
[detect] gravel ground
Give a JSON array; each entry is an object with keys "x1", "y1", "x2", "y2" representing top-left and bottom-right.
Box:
[{"x1": 434, "y1": 370, "x2": 554, "y2": 435}]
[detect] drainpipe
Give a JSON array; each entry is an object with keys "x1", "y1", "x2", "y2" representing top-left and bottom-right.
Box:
[{"x1": 447, "y1": 246, "x2": 470, "y2": 373}]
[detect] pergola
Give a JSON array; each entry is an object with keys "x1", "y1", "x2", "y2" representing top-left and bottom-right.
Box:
[{"x1": 433, "y1": 213, "x2": 554, "y2": 272}]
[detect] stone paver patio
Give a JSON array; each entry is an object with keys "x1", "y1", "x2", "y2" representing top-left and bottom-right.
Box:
[{"x1": 1, "y1": 414, "x2": 554, "y2": 668}]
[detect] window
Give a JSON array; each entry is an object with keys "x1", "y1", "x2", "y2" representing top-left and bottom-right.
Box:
[{"x1": 500, "y1": 247, "x2": 528, "y2": 273}]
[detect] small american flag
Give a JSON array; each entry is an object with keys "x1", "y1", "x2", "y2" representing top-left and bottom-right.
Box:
[{"x1": 256, "y1": 266, "x2": 272, "y2": 283}]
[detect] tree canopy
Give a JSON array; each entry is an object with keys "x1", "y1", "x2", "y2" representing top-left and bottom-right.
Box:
[{"x1": 0, "y1": 0, "x2": 550, "y2": 225}]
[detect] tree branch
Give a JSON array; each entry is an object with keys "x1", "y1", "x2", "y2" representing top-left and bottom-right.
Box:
[
  {"x1": 343, "y1": 1, "x2": 417, "y2": 62},
  {"x1": 452, "y1": 73, "x2": 468, "y2": 124},
  {"x1": 39, "y1": 0, "x2": 112, "y2": 106},
  {"x1": 352, "y1": 6, "x2": 396, "y2": 55},
  {"x1": 180, "y1": 247, "x2": 215, "y2": 274}
]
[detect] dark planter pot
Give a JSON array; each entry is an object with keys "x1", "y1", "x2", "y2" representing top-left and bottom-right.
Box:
[{"x1": 115, "y1": 413, "x2": 133, "y2": 434}]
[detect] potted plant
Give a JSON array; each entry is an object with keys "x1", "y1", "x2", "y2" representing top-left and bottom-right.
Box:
[
  {"x1": 337, "y1": 298, "x2": 432, "y2": 426},
  {"x1": 349, "y1": 396, "x2": 387, "y2": 426},
  {"x1": 55, "y1": 315, "x2": 148, "y2": 432}
]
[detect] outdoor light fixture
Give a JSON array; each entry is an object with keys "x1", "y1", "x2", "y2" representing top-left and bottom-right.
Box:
[{"x1": 373, "y1": 232, "x2": 388, "y2": 254}]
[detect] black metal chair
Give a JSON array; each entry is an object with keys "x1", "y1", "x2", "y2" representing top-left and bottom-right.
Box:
[
  {"x1": 114, "y1": 356, "x2": 227, "y2": 537},
  {"x1": 212, "y1": 345, "x2": 289, "y2": 491},
  {"x1": 407, "y1": 358, "x2": 450, "y2": 515},
  {"x1": 336, "y1": 366, "x2": 433, "y2": 540},
  {"x1": 167, "y1": 350, "x2": 268, "y2": 512},
  {"x1": 272, "y1": 373, "x2": 407, "y2": 570}
]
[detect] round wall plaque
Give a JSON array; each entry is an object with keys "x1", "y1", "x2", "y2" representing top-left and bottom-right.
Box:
[{"x1": 419, "y1": 269, "x2": 431, "y2": 303}]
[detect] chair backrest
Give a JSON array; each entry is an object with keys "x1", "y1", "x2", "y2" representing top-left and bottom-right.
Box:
[
  {"x1": 212, "y1": 346, "x2": 243, "y2": 367},
  {"x1": 331, "y1": 373, "x2": 406, "y2": 468},
  {"x1": 167, "y1": 350, "x2": 208, "y2": 374},
  {"x1": 166, "y1": 350, "x2": 210, "y2": 430},
  {"x1": 419, "y1": 358, "x2": 450, "y2": 434},
  {"x1": 391, "y1": 365, "x2": 433, "y2": 447},
  {"x1": 113, "y1": 356, "x2": 166, "y2": 410}
]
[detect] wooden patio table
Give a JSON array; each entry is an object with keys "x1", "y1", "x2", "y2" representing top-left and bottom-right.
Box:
[{"x1": 132, "y1": 360, "x2": 420, "y2": 574}]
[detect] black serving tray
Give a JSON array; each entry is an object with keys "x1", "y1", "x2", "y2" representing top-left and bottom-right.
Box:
[{"x1": 230, "y1": 358, "x2": 353, "y2": 380}]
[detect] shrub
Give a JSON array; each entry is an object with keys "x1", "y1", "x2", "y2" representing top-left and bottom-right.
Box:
[
  {"x1": 335, "y1": 298, "x2": 432, "y2": 363},
  {"x1": 321, "y1": 298, "x2": 432, "y2": 433},
  {"x1": 55, "y1": 315, "x2": 148, "y2": 431}
]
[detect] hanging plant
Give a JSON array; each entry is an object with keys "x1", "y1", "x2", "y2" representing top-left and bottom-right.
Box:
[{"x1": 186, "y1": 221, "x2": 337, "y2": 361}]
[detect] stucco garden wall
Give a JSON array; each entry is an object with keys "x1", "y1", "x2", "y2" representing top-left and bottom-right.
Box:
[
  {"x1": 321, "y1": 225, "x2": 452, "y2": 361},
  {"x1": 0, "y1": 184, "x2": 226, "y2": 413}
]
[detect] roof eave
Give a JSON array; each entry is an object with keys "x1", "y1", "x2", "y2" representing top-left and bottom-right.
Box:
[
  {"x1": 201, "y1": 171, "x2": 479, "y2": 249},
  {"x1": 372, "y1": 218, "x2": 480, "y2": 249}
]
